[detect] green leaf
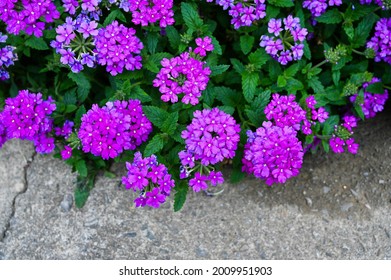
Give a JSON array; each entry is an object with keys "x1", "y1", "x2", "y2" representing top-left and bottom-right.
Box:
[
  {"x1": 332, "y1": 71, "x2": 340, "y2": 86},
  {"x1": 181, "y1": 2, "x2": 203, "y2": 30},
  {"x1": 143, "y1": 106, "x2": 169, "y2": 129},
  {"x1": 67, "y1": 72, "x2": 91, "y2": 102},
  {"x1": 322, "y1": 115, "x2": 339, "y2": 135},
  {"x1": 321, "y1": 139, "x2": 330, "y2": 153},
  {"x1": 147, "y1": 32, "x2": 159, "y2": 54},
  {"x1": 230, "y1": 58, "x2": 245, "y2": 74},
  {"x1": 230, "y1": 168, "x2": 245, "y2": 183},
  {"x1": 103, "y1": 9, "x2": 126, "y2": 26},
  {"x1": 353, "y1": 13, "x2": 379, "y2": 48},
  {"x1": 365, "y1": 82, "x2": 384, "y2": 94},
  {"x1": 129, "y1": 86, "x2": 152, "y2": 102},
  {"x1": 165, "y1": 26, "x2": 181, "y2": 50},
  {"x1": 240, "y1": 35, "x2": 254, "y2": 55},
  {"x1": 215, "y1": 86, "x2": 241, "y2": 107},
  {"x1": 308, "y1": 76, "x2": 325, "y2": 94},
  {"x1": 144, "y1": 134, "x2": 164, "y2": 157},
  {"x1": 248, "y1": 49, "x2": 269, "y2": 69},
  {"x1": 316, "y1": 9, "x2": 343, "y2": 24},
  {"x1": 210, "y1": 35, "x2": 222, "y2": 55},
  {"x1": 65, "y1": 104, "x2": 78, "y2": 113},
  {"x1": 161, "y1": 112, "x2": 179, "y2": 135},
  {"x1": 343, "y1": 22, "x2": 355, "y2": 40},
  {"x1": 76, "y1": 160, "x2": 88, "y2": 177},
  {"x1": 218, "y1": 105, "x2": 235, "y2": 115},
  {"x1": 74, "y1": 187, "x2": 90, "y2": 208},
  {"x1": 277, "y1": 75, "x2": 287, "y2": 87},
  {"x1": 286, "y1": 77, "x2": 304, "y2": 93},
  {"x1": 174, "y1": 182, "x2": 189, "y2": 212},
  {"x1": 268, "y1": 0, "x2": 294, "y2": 7},
  {"x1": 210, "y1": 64, "x2": 230, "y2": 76},
  {"x1": 242, "y1": 71, "x2": 259, "y2": 102},
  {"x1": 75, "y1": 105, "x2": 86, "y2": 127},
  {"x1": 25, "y1": 37, "x2": 49, "y2": 50},
  {"x1": 284, "y1": 63, "x2": 300, "y2": 77}
]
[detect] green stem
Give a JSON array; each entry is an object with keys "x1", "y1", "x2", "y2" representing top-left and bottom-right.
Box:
[
  {"x1": 352, "y1": 49, "x2": 365, "y2": 56},
  {"x1": 311, "y1": 60, "x2": 328, "y2": 70},
  {"x1": 315, "y1": 134, "x2": 332, "y2": 140}
]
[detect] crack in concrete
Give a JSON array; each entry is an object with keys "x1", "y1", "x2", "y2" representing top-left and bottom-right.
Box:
[{"x1": 1, "y1": 151, "x2": 37, "y2": 241}]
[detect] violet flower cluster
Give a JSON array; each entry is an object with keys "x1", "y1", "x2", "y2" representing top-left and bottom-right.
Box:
[
  {"x1": 51, "y1": 17, "x2": 98, "y2": 73},
  {"x1": 0, "y1": 0, "x2": 60, "y2": 37},
  {"x1": 242, "y1": 121, "x2": 304, "y2": 185},
  {"x1": 55, "y1": 120, "x2": 74, "y2": 139},
  {"x1": 359, "y1": 0, "x2": 383, "y2": 7},
  {"x1": 62, "y1": 0, "x2": 102, "y2": 20},
  {"x1": 329, "y1": 115, "x2": 360, "y2": 154},
  {"x1": 0, "y1": 90, "x2": 56, "y2": 153},
  {"x1": 115, "y1": 0, "x2": 175, "y2": 28},
  {"x1": 122, "y1": 152, "x2": 175, "y2": 208},
  {"x1": 302, "y1": 0, "x2": 342, "y2": 18},
  {"x1": 78, "y1": 99, "x2": 152, "y2": 160},
  {"x1": 205, "y1": 0, "x2": 266, "y2": 29},
  {"x1": 260, "y1": 16, "x2": 308, "y2": 65},
  {"x1": 350, "y1": 77, "x2": 389, "y2": 119},
  {"x1": 304, "y1": 95, "x2": 329, "y2": 132},
  {"x1": 94, "y1": 21, "x2": 143, "y2": 76},
  {"x1": 366, "y1": 18, "x2": 391, "y2": 64},
  {"x1": 179, "y1": 108, "x2": 240, "y2": 192},
  {"x1": 153, "y1": 38, "x2": 213, "y2": 105},
  {"x1": 0, "y1": 33, "x2": 18, "y2": 81}
]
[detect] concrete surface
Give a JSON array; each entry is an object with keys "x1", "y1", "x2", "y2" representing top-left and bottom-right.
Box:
[{"x1": 0, "y1": 109, "x2": 390, "y2": 259}]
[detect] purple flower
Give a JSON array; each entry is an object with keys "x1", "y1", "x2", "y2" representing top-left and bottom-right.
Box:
[
  {"x1": 94, "y1": 21, "x2": 143, "y2": 75},
  {"x1": 189, "y1": 172, "x2": 209, "y2": 192},
  {"x1": 303, "y1": 0, "x2": 342, "y2": 18},
  {"x1": 1, "y1": 90, "x2": 56, "y2": 154},
  {"x1": 0, "y1": 33, "x2": 18, "y2": 81},
  {"x1": 122, "y1": 152, "x2": 175, "y2": 208},
  {"x1": 208, "y1": 171, "x2": 224, "y2": 186},
  {"x1": 242, "y1": 121, "x2": 304, "y2": 186},
  {"x1": 55, "y1": 120, "x2": 74, "y2": 139},
  {"x1": 78, "y1": 100, "x2": 152, "y2": 160},
  {"x1": 61, "y1": 145, "x2": 73, "y2": 160},
  {"x1": 329, "y1": 136, "x2": 345, "y2": 153},
  {"x1": 260, "y1": 16, "x2": 307, "y2": 65},
  {"x1": 367, "y1": 18, "x2": 391, "y2": 64},
  {"x1": 194, "y1": 37, "x2": 214, "y2": 57}
]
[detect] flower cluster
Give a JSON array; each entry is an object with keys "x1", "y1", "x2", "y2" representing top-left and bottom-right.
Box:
[
  {"x1": 367, "y1": 18, "x2": 391, "y2": 64},
  {"x1": 122, "y1": 152, "x2": 175, "y2": 208},
  {"x1": 303, "y1": 0, "x2": 342, "y2": 18},
  {"x1": 0, "y1": 0, "x2": 60, "y2": 37},
  {"x1": 94, "y1": 21, "x2": 143, "y2": 75},
  {"x1": 188, "y1": 170, "x2": 224, "y2": 192},
  {"x1": 0, "y1": 90, "x2": 56, "y2": 153},
  {"x1": 350, "y1": 77, "x2": 389, "y2": 119},
  {"x1": 0, "y1": 33, "x2": 18, "y2": 81},
  {"x1": 55, "y1": 120, "x2": 74, "y2": 139},
  {"x1": 359, "y1": 0, "x2": 383, "y2": 7},
  {"x1": 78, "y1": 99, "x2": 152, "y2": 160},
  {"x1": 62, "y1": 0, "x2": 102, "y2": 20},
  {"x1": 51, "y1": 17, "x2": 98, "y2": 73},
  {"x1": 205, "y1": 0, "x2": 267, "y2": 29},
  {"x1": 61, "y1": 145, "x2": 73, "y2": 160},
  {"x1": 305, "y1": 95, "x2": 329, "y2": 122},
  {"x1": 153, "y1": 41, "x2": 212, "y2": 105},
  {"x1": 329, "y1": 115, "x2": 360, "y2": 154},
  {"x1": 116, "y1": 0, "x2": 175, "y2": 28},
  {"x1": 180, "y1": 108, "x2": 241, "y2": 167},
  {"x1": 242, "y1": 121, "x2": 304, "y2": 185},
  {"x1": 260, "y1": 16, "x2": 308, "y2": 65}
]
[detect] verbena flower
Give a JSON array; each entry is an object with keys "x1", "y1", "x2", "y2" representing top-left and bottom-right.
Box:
[
  {"x1": 180, "y1": 108, "x2": 241, "y2": 166},
  {"x1": 51, "y1": 17, "x2": 98, "y2": 73},
  {"x1": 55, "y1": 120, "x2": 74, "y2": 139},
  {"x1": 303, "y1": 0, "x2": 342, "y2": 18},
  {"x1": 206, "y1": 0, "x2": 267, "y2": 29},
  {"x1": 0, "y1": 0, "x2": 60, "y2": 37},
  {"x1": 260, "y1": 15, "x2": 308, "y2": 65},
  {"x1": 359, "y1": 0, "x2": 383, "y2": 7},
  {"x1": 0, "y1": 33, "x2": 18, "y2": 81},
  {"x1": 61, "y1": 0, "x2": 102, "y2": 20},
  {"x1": 122, "y1": 152, "x2": 175, "y2": 208},
  {"x1": 367, "y1": 18, "x2": 391, "y2": 64},
  {"x1": 78, "y1": 99, "x2": 152, "y2": 160},
  {"x1": 1, "y1": 90, "x2": 56, "y2": 153},
  {"x1": 350, "y1": 77, "x2": 389, "y2": 118},
  {"x1": 61, "y1": 145, "x2": 73, "y2": 160},
  {"x1": 329, "y1": 115, "x2": 360, "y2": 154},
  {"x1": 94, "y1": 21, "x2": 143, "y2": 75},
  {"x1": 153, "y1": 42, "x2": 212, "y2": 105},
  {"x1": 242, "y1": 121, "x2": 304, "y2": 185}
]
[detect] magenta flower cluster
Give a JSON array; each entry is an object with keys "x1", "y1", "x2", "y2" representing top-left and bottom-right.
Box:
[
  {"x1": 205, "y1": 0, "x2": 266, "y2": 29},
  {"x1": 359, "y1": 0, "x2": 383, "y2": 6},
  {"x1": 304, "y1": 95, "x2": 329, "y2": 134},
  {"x1": 302, "y1": 0, "x2": 342, "y2": 18},
  {"x1": 180, "y1": 108, "x2": 241, "y2": 167},
  {"x1": 78, "y1": 99, "x2": 152, "y2": 160},
  {"x1": 0, "y1": 90, "x2": 56, "y2": 153},
  {"x1": 122, "y1": 152, "x2": 175, "y2": 208},
  {"x1": 260, "y1": 16, "x2": 308, "y2": 65},
  {"x1": 55, "y1": 120, "x2": 74, "y2": 139},
  {"x1": 242, "y1": 121, "x2": 304, "y2": 185},
  {"x1": 367, "y1": 18, "x2": 391, "y2": 64},
  {"x1": 0, "y1": 0, "x2": 60, "y2": 37},
  {"x1": 62, "y1": 0, "x2": 102, "y2": 20},
  {"x1": 329, "y1": 115, "x2": 360, "y2": 155},
  {"x1": 350, "y1": 77, "x2": 389, "y2": 119},
  {"x1": 94, "y1": 21, "x2": 143, "y2": 76},
  {"x1": 153, "y1": 39, "x2": 213, "y2": 105},
  {"x1": 117, "y1": 0, "x2": 175, "y2": 28},
  {"x1": 0, "y1": 33, "x2": 18, "y2": 81},
  {"x1": 51, "y1": 17, "x2": 98, "y2": 73},
  {"x1": 188, "y1": 170, "x2": 224, "y2": 192}
]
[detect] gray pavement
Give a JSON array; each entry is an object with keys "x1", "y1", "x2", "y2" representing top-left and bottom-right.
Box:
[{"x1": 0, "y1": 110, "x2": 390, "y2": 259}]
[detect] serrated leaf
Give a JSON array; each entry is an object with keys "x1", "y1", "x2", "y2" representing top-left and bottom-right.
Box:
[
  {"x1": 218, "y1": 105, "x2": 235, "y2": 115},
  {"x1": 365, "y1": 82, "x2": 384, "y2": 94},
  {"x1": 210, "y1": 35, "x2": 222, "y2": 55},
  {"x1": 316, "y1": 9, "x2": 343, "y2": 24},
  {"x1": 231, "y1": 58, "x2": 245, "y2": 74},
  {"x1": 144, "y1": 134, "x2": 164, "y2": 157},
  {"x1": 161, "y1": 112, "x2": 178, "y2": 135},
  {"x1": 25, "y1": 37, "x2": 49, "y2": 50},
  {"x1": 215, "y1": 86, "x2": 241, "y2": 107},
  {"x1": 75, "y1": 105, "x2": 86, "y2": 127},
  {"x1": 74, "y1": 187, "x2": 90, "y2": 208},
  {"x1": 268, "y1": 0, "x2": 294, "y2": 7},
  {"x1": 230, "y1": 168, "x2": 245, "y2": 183},
  {"x1": 286, "y1": 77, "x2": 304, "y2": 93},
  {"x1": 277, "y1": 75, "x2": 287, "y2": 87},
  {"x1": 322, "y1": 115, "x2": 339, "y2": 135},
  {"x1": 147, "y1": 32, "x2": 159, "y2": 54},
  {"x1": 308, "y1": 77, "x2": 325, "y2": 94},
  {"x1": 242, "y1": 71, "x2": 259, "y2": 102},
  {"x1": 248, "y1": 49, "x2": 269, "y2": 69},
  {"x1": 284, "y1": 63, "x2": 300, "y2": 77},
  {"x1": 210, "y1": 64, "x2": 230, "y2": 76},
  {"x1": 353, "y1": 13, "x2": 378, "y2": 48},
  {"x1": 143, "y1": 106, "x2": 169, "y2": 129},
  {"x1": 76, "y1": 160, "x2": 88, "y2": 177},
  {"x1": 165, "y1": 26, "x2": 181, "y2": 50},
  {"x1": 129, "y1": 86, "x2": 152, "y2": 102},
  {"x1": 240, "y1": 35, "x2": 254, "y2": 55},
  {"x1": 103, "y1": 9, "x2": 126, "y2": 26},
  {"x1": 174, "y1": 182, "x2": 188, "y2": 212},
  {"x1": 181, "y1": 2, "x2": 203, "y2": 30},
  {"x1": 68, "y1": 72, "x2": 91, "y2": 102}
]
